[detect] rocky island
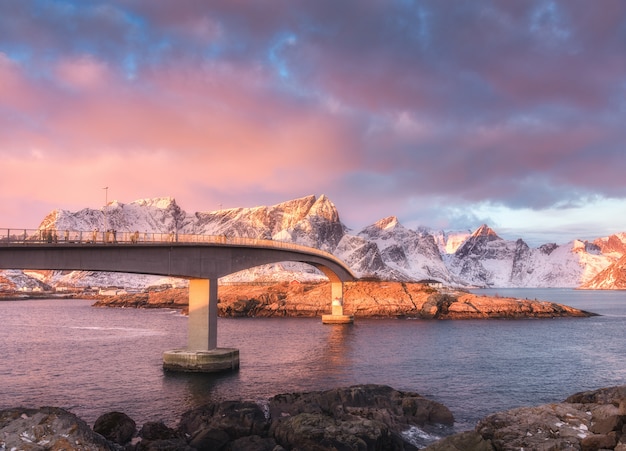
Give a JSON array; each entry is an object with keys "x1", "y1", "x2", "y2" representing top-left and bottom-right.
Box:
[{"x1": 93, "y1": 280, "x2": 594, "y2": 319}]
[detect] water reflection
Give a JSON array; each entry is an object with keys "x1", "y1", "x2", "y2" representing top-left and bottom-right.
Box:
[
  {"x1": 4, "y1": 292, "x2": 626, "y2": 430},
  {"x1": 161, "y1": 320, "x2": 359, "y2": 408},
  {"x1": 325, "y1": 324, "x2": 355, "y2": 365},
  {"x1": 301, "y1": 323, "x2": 356, "y2": 386},
  {"x1": 163, "y1": 370, "x2": 241, "y2": 409}
]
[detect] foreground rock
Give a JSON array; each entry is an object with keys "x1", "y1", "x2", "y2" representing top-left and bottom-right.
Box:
[
  {"x1": 93, "y1": 411, "x2": 136, "y2": 445},
  {"x1": 424, "y1": 385, "x2": 626, "y2": 451},
  {"x1": 93, "y1": 281, "x2": 594, "y2": 319},
  {"x1": 177, "y1": 384, "x2": 453, "y2": 450},
  {"x1": 4, "y1": 385, "x2": 625, "y2": 450},
  {"x1": 0, "y1": 407, "x2": 120, "y2": 450},
  {"x1": 1, "y1": 385, "x2": 452, "y2": 450}
]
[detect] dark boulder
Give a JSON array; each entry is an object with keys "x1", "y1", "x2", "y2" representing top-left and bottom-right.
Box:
[
  {"x1": 271, "y1": 412, "x2": 398, "y2": 450},
  {"x1": 138, "y1": 421, "x2": 180, "y2": 441},
  {"x1": 269, "y1": 384, "x2": 453, "y2": 429},
  {"x1": 134, "y1": 420, "x2": 193, "y2": 451},
  {"x1": 228, "y1": 435, "x2": 280, "y2": 451},
  {"x1": 420, "y1": 430, "x2": 493, "y2": 451},
  {"x1": 178, "y1": 400, "x2": 269, "y2": 444},
  {"x1": 419, "y1": 294, "x2": 456, "y2": 319},
  {"x1": 93, "y1": 411, "x2": 137, "y2": 445},
  {"x1": 134, "y1": 438, "x2": 194, "y2": 451},
  {"x1": 268, "y1": 384, "x2": 452, "y2": 450},
  {"x1": 188, "y1": 427, "x2": 230, "y2": 450}
]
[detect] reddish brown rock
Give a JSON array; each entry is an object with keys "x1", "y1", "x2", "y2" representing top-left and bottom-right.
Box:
[{"x1": 93, "y1": 281, "x2": 594, "y2": 319}]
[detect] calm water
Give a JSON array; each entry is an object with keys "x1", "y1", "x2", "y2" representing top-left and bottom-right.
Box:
[{"x1": 1, "y1": 289, "x2": 625, "y2": 438}]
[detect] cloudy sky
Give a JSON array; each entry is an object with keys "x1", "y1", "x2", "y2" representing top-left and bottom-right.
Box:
[{"x1": 1, "y1": 1, "x2": 625, "y2": 245}]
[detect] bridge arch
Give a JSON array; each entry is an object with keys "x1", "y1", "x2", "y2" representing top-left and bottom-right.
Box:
[{"x1": 0, "y1": 232, "x2": 356, "y2": 371}]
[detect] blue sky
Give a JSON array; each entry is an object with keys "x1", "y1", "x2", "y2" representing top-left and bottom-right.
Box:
[{"x1": 1, "y1": 0, "x2": 626, "y2": 246}]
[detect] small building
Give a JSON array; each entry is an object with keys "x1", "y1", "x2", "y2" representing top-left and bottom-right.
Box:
[
  {"x1": 417, "y1": 279, "x2": 444, "y2": 289},
  {"x1": 98, "y1": 287, "x2": 127, "y2": 296}
]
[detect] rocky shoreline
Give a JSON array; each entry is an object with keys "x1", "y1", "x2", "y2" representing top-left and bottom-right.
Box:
[
  {"x1": 1, "y1": 385, "x2": 452, "y2": 450},
  {"x1": 424, "y1": 385, "x2": 626, "y2": 451},
  {"x1": 2, "y1": 384, "x2": 625, "y2": 450},
  {"x1": 92, "y1": 281, "x2": 595, "y2": 319}
]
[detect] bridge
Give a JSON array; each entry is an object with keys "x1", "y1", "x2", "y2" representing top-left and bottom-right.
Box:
[{"x1": 0, "y1": 228, "x2": 356, "y2": 372}]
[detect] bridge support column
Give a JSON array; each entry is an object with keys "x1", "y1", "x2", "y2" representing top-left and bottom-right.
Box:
[
  {"x1": 163, "y1": 278, "x2": 239, "y2": 372},
  {"x1": 322, "y1": 281, "x2": 353, "y2": 324}
]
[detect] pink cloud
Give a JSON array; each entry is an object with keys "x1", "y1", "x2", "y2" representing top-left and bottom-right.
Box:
[
  {"x1": 0, "y1": 54, "x2": 364, "y2": 226},
  {"x1": 2, "y1": 0, "x2": 626, "y2": 239},
  {"x1": 54, "y1": 55, "x2": 112, "y2": 89},
  {"x1": 0, "y1": 54, "x2": 43, "y2": 113}
]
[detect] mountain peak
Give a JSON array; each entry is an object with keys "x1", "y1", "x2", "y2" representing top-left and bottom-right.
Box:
[
  {"x1": 131, "y1": 197, "x2": 178, "y2": 209},
  {"x1": 309, "y1": 194, "x2": 340, "y2": 223},
  {"x1": 471, "y1": 224, "x2": 500, "y2": 239},
  {"x1": 374, "y1": 216, "x2": 401, "y2": 230}
]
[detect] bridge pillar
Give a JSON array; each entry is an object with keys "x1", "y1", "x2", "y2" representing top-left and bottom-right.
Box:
[
  {"x1": 322, "y1": 281, "x2": 353, "y2": 324},
  {"x1": 163, "y1": 278, "x2": 239, "y2": 372}
]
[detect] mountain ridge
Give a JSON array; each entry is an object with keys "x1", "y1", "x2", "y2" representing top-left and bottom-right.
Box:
[{"x1": 2, "y1": 194, "x2": 625, "y2": 290}]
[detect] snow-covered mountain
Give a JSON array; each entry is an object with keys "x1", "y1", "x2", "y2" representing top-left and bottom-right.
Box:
[
  {"x1": 3, "y1": 195, "x2": 625, "y2": 289},
  {"x1": 580, "y1": 253, "x2": 626, "y2": 289},
  {"x1": 429, "y1": 228, "x2": 473, "y2": 255},
  {"x1": 445, "y1": 225, "x2": 615, "y2": 287},
  {"x1": 0, "y1": 270, "x2": 51, "y2": 292}
]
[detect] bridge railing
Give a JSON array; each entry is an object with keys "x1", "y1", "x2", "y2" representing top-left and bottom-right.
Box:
[{"x1": 0, "y1": 228, "x2": 345, "y2": 268}]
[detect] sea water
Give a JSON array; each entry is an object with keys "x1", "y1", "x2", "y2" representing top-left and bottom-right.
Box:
[{"x1": 1, "y1": 289, "x2": 625, "y2": 438}]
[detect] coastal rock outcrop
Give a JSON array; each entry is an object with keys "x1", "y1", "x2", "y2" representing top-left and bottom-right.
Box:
[
  {"x1": 0, "y1": 385, "x2": 451, "y2": 450},
  {"x1": 0, "y1": 407, "x2": 120, "y2": 450},
  {"x1": 178, "y1": 400, "x2": 270, "y2": 448},
  {"x1": 93, "y1": 281, "x2": 594, "y2": 319},
  {"x1": 177, "y1": 385, "x2": 453, "y2": 450},
  {"x1": 93, "y1": 288, "x2": 188, "y2": 310},
  {"x1": 424, "y1": 385, "x2": 626, "y2": 451}
]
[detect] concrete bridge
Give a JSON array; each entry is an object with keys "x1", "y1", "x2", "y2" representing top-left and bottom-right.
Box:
[{"x1": 0, "y1": 228, "x2": 356, "y2": 372}]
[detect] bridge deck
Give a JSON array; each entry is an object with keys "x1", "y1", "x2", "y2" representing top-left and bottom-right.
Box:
[{"x1": 0, "y1": 228, "x2": 356, "y2": 281}]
